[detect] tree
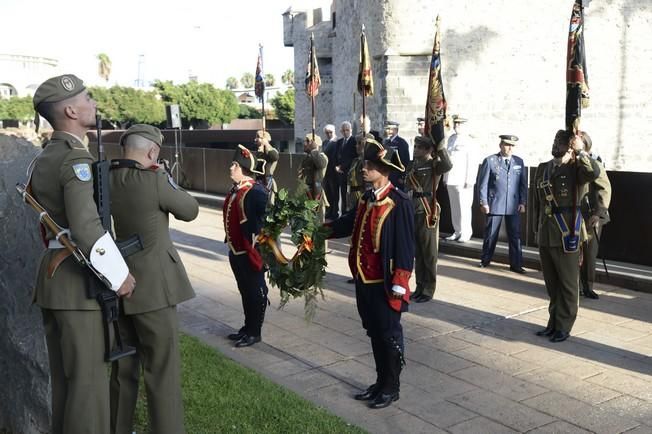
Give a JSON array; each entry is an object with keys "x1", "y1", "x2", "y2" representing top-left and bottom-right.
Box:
[
  {"x1": 153, "y1": 80, "x2": 239, "y2": 127},
  {"x1": 240, "y1": 72, "x2": 254, "y2": 89},
  {"x1": 281, "y1": 69, "x2": 294, "y2": 86},
  {"x1": 270, "y1": 88, "x2": 295, "y2": 125},
  {"x1": 264, "y1": 73, "x2": 275, "y2": 87},
  {"x1": 226, "y1": 77, "x2": 239, "y2": 90},
  {"x1": 0, "y1": 96, "x2": 34, "y2": 122},
  {"x1": 88, "y1": 86, "x2": 165, "y2": 128},
  {"x1": 238, "y1": 104, "x2": 262, "y2": 119},
  {"x1": 97, "y1": 53, "x2": 112, "y2": 82}
]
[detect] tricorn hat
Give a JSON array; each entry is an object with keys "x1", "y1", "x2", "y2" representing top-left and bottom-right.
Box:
[
  {"x1": 233, "y1": 144, "x2": 264, "y2": 174},
  {"x1": 363, "y1": 138, "x2": 405, "y2": 172},
  {"x1": 499, "y1": 134, "x2": 519, "y2": 145}
]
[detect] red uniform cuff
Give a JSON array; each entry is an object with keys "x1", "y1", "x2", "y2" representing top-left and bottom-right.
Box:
[{"x1": 391, "y1": 268, "x2": 411, "y2": 291}]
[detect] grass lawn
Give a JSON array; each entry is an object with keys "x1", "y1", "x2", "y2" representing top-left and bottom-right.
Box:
[{"x1": 133, "y1": 334, "x2": 366, "y2": 434}]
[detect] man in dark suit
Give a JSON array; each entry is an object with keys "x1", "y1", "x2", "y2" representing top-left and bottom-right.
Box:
[
  {"x1": 322, "y1": 124, "x2": 339, "y2": 220},
  {"x1": 383, "y1": 120, "x2": 411, "y2": 190},
  {"x1": 477, "y1": 135, "x2": 527, "y2": 273},
  {"x1": 335, "y1": 121, "x2": 356, "y2": 215}
]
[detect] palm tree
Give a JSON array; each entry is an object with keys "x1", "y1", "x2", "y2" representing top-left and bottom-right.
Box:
[
  {"x1": 97, "y1": 53, "x2": 112, "y2": 82},
  {"x1": 264, "y1": 73, "x2": 275, "y2": 87},
  {"x1": 281, "y1": 69, "x2": 294, "y2": 86},
  {"x1": 240, "y1": 72, "x2": 254, "y2": 89},
  {"x1": 226, "y1": 77, "x2": 239, "y2": 90}
]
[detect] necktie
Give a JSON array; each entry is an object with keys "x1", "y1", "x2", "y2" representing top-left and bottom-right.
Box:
[{"x1": 505, "y1": 159, "x2": 510, "y2": 170}]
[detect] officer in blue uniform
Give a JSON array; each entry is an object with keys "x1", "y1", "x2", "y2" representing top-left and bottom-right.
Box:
[{"x1": 477, "y1": 135, "x2": 527, "y2": 273}]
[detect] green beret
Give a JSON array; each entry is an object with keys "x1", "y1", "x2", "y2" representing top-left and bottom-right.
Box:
[
  {"x1": 33, "y1": 74, "x2": 86, "y2": 110},
  {"x1": 120, "y1": 124, "x2": 164, "y2": 147}
]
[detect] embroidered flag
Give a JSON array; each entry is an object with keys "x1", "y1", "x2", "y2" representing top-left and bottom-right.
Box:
[
  {"x1": 424, "y1": 15, "x2": 447, "y2": 148},
  {"x1": 254, "y1": 44, "x2": 265, "y2": 102},
  {"x1": 566, "y1": 0, "x2": 590, "y2": 134},
  {"x1": 305, "y1": 33, "x2": 321, "y2": 97},
  {"x1": 357, "y1": 27, "x2": 374, "y2": 97}
]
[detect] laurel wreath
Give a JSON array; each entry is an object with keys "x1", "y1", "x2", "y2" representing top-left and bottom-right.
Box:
[{"x1": 256, "y1": 181, "x2": 329, "y2": 320}]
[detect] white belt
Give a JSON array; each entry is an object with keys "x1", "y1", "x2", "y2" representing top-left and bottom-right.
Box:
[{"x1": 48, "y1": 239, "x2": 65, "y2": 249}]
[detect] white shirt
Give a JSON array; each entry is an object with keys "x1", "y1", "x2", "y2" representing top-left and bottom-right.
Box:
[{"x1": 444, "y1": 133, "x2": 476, "y2": 186}]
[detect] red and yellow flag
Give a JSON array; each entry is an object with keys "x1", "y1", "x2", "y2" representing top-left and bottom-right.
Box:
[
  {"x1": 357, "y1": 27, "x2": 374, "y2": 97},
  {"x1": 424, "y1": 15, "x2": 447, "y2": 147},
  {"x1": 566, "y1": 0, "x2": 590, "y2": 134},
  {"x1": 305, "y1": 33, "x2": 321, "y2": 97}
]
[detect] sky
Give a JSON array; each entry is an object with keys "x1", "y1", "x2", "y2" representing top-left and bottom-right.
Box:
[{"x1": 0, "y1": 0, "x2": 315, "y2": 89}]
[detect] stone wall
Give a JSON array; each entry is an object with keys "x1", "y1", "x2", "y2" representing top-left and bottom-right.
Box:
[
  {"x1": 284, "y1": 0, "x2": 652, "y2": 171},
  {"x1": 0, "y1": 134, "x2": 50, "y2": 433}
]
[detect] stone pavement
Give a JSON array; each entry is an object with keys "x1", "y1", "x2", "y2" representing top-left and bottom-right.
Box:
[{"x1": 171, "y1": 204, "x2": 652, "y2": 434}]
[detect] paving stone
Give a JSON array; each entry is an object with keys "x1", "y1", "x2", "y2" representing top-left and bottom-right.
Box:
[
  {"x1": 401, "y1": 363, "x2": 478, "y2": 399},
  {"x1": 451, "y1": 329, "x2": 530, "y2": 356},
  {"x1": 452, "y1": 344, "x2": 540, "y2": 376},
  {"x1": 406, "y1": 343, "x2": 476, "y2": 374},
  {"x1": 586, "y1": 372, "x2": 652, "y2": 402},
  {"x1": 448, "y1": 416, "x2": 519, "y2": 434},
  {"x1": 598, "y1": 395, "x2": 652, "y2": 426},
  {"x1": 527, "y1": 420, "x2": 593, "y2": 434},
  {"x1": 448, "y1": 389, "x2": 554, "y2": 432},
  {"x1": 522, "y1": 391, "x2": 641, "y2": 434},
  {"x1": 419, "y1": 334, "x2": 473, "y2": 353},
  {"x1": 396, "y1": 390, "x2": 478, "y2": 429},
  {"x1": 286, "y1": 367, "x2": 340, "y2": 392},
  {"x1": 516, "y1": 369, "x2": 621, "y2": 405},
  {"x1": 451, "y1": 365, "x2": 548, "y2": 401}
]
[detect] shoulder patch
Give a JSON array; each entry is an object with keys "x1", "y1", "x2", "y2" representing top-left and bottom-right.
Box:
[{"x1": 72, "y1": 163, "x2": 92, "y2": 181}]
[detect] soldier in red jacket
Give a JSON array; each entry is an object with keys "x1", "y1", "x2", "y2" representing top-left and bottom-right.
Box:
[
  {"x1": 223, "y1": 145, "x2": 269, "y2": 347},
  {"x1": 328, "y1": 137, "x2": 415, "y2": 409}
]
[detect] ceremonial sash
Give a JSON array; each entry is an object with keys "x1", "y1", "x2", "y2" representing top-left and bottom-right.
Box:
[{"x1": 539, "y1": 165, "x2": 581, "y2": 253}]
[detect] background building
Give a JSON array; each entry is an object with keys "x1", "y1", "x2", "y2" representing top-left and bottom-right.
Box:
[
  {"x1": 0, "y1": 54, "x2": 58, "y2": 99},
  {"x1": 283, "y1": 0, "x2": 652, "y2": 172}
]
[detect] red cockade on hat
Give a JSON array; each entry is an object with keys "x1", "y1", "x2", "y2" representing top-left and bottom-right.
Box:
[{"x1": 241, "y1": 148, "x2": 251, "y2": 159}]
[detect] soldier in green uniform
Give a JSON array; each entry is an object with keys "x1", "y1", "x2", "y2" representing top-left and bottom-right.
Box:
[
  {"x1": 254, "y1": 129, "x2": 280, "y2": 205},
  {"x1": 406, "y1": 135, "x2": 452, "y2": 303},
  {"x1": 578, "y1": 131, "x2": 611, "y2": 299},
  {"x1": 346, "y1": 133, "x2": 370, "y2": 211},
  {"x1": 30, "y1": 74, "x2": 136, "y2": 434},
  {"x1": 299, "y1": 133, "x2": 329, "y2": 222},
  {"x1": 108, "y1": 125, "x2": 199, "y2": 434},
  {"x1": 533, "y1": 130, "x2": 601, "y2": 342}
]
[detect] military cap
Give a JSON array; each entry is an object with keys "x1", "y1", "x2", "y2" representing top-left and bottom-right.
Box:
[
  {"x1": 305, "y1": 133, "x2": 322, "y2": 147},
  {"x1": 452, "y1": 114, "x2": 468, "y2": 124},
  {"x1": 363, "y1": 138, "x2": 405, "y2": 172},
  {"x1": 120, "y1": 124, "x2": 164, "y2": 147},
  {"x1": 499, "y1": 134, "x2": 519, "y2": 145},
  {"x1": 416, "y1": 117, "x2": 425, "y2": 123},
  {"x1": 256, "y1": 130, "x2": 272, "y2": 141},
  {"x1": 384, "y1": 120, "x2": 400, "y2": 128},
  {"x1": 233, "y1": 144, "x2": 264, "y2": 174},
  {"x1": 33, "y1": 74, "x2": 86, "y2": 110}
]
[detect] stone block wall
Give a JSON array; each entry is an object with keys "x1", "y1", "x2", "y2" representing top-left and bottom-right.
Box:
[{"x1": 284, "y1": 0, "x2": 652, "y2": 171}]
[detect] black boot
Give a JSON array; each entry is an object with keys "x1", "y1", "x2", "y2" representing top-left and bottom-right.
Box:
[
  {"x1": 369, "y1": 340, "x2": 402, "y2": 409},
  {"x1": 355, "y1": 338, "x2": 384, "y2": 401}
]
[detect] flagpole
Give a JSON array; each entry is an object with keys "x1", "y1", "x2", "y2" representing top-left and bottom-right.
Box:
[
  {"x1": 260, "y1": 44, "x2": 266, "y2": 133},
  {"x1": 310, "y1": 33, "x2": 316, "y2": 141},
  {"x1": 361, "y1": 28, "x2": 367, "y2": 130}
]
